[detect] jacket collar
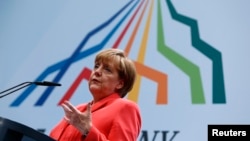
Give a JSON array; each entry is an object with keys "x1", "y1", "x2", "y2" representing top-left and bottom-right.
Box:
[{"x1": 90, "y1": 93, "x2": 120, "y2": 113}]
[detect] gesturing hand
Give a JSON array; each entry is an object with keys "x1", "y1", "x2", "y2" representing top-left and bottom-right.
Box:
[{"x1": 61, "y1": 101, "x2": 92, "y2": 134}]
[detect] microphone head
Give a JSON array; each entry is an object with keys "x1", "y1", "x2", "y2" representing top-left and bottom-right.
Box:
[{"x1": 34, "y1": 81, "x2": 61, "y2": 86}]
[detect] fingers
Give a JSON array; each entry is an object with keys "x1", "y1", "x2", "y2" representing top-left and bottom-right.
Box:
[
  {"x1": 63, "y1": 101, "x2": 78, "y2": 113},
  {"x1": 61, "y1": 102, "x2": 72, "y2": 113},
  {"x1": 63, "y1": 116, "x2": 70, "y2": 122},
  {"x1": 62, "y1": 101, "x2": 92, "y2": 132},
  {"x1": 61, "y1": 101, "x2": 92, "y2": 120}
]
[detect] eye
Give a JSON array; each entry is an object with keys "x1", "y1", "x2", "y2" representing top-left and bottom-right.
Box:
[
  {"x1": 94, "y1": 63, "x2": 100, "y2": 69},
  {"x1": 104, "y1": 66, "x2": 112, "y2": 72}
]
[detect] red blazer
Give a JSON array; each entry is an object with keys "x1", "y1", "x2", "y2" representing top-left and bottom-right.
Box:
[{"x1": 50, "y1": 93, "x2": 142, "y2": 141}]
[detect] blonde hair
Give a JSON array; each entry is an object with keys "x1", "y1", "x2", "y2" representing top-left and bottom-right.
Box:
[{"x1": 95, "y1": 48, "x2": 136, "y2": 97}]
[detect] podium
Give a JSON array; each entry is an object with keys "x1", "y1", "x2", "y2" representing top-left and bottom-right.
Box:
[{"x1": 0, "y1": 117, "x2": 55, "y2": 141}]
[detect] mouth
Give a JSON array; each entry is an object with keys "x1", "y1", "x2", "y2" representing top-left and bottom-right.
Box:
[{"x1": 91, "y1": 78, "x2": 100, "y2": 83}]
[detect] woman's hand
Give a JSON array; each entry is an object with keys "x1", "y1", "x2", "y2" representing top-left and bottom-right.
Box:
[{"x1": 61, "y1": 101, "x2": 92, "y2": 135}]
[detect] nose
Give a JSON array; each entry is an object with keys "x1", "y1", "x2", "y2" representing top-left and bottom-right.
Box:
[{"x1": 94, "y1": 66, "x2": 102, "y2": 76}]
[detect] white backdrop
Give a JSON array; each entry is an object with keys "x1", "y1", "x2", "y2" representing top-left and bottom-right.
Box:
[{"x1": 1, "y1": 0, "x2": 250, "y2": 141}]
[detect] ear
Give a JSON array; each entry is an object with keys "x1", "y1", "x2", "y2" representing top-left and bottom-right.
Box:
[{"x1": 116, "y1": 80, "x2": 124, "y2": 90}]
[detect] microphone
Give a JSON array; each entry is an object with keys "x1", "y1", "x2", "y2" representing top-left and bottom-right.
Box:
[
  {"x1": 0, "y1": 81, "x2": 61, "y2": 99},
  {"x1": 33, "y1": 81, "x2": 61, "y2": 86}
]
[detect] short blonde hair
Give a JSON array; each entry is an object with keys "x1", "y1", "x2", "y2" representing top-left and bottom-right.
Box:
[{"x1": 95, "y1": 48, "x2": 136, "y2": 97}]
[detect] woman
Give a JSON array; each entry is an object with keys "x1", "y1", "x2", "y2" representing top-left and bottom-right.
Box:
[{"x1": 50, "y1": 48, "x2": 142, "y2": 141}]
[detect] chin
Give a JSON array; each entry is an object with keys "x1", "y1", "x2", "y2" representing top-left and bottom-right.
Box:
[{"x1": 89, "y1": 87, "x2": 101, "y2": 94}]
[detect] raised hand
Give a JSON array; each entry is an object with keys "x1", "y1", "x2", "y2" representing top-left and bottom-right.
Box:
[{"x1": 61, "y1": 101, "x2": 92, "y2": 134}]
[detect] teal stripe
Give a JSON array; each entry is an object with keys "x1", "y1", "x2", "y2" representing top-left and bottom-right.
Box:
[
  {"x1": 165, "y1": 0, "x2": 226, "y2": 103},
  {"x1": 157, "y1": 0, "x2": 205, "y2": 104}
]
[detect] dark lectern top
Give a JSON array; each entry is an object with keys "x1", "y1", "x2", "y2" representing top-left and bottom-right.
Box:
[{"x1": 0, "y1": 116, "x2": 55, "y2": 141}]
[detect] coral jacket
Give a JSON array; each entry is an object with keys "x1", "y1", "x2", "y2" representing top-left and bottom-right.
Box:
[{"x1": 50, "y1": 93, "x2": 142, "y2": 141}]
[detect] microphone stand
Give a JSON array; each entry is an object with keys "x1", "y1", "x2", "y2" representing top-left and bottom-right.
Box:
[{"x1": 0, "y1": 81, "x2": 61, "y2": 99}]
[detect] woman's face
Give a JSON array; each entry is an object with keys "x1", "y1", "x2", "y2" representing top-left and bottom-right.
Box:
[{"x1": 89, "y1": 61, "x2": 124, "y2": 101}]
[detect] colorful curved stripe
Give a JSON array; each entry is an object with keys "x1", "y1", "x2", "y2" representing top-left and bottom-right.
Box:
[
  {"x1": 165, "y1": 0, "x2": 226, "y2": 103},
  {"x1": 10, "y1": 0, "x2": 137, "y2": 106},
  {"x1": 126, "y1": 0, "x2": 168, "y2": 104},
  {"x1": 124, "y1": 0, "x2": 149, "y2": 55},
  {"x1": 112, "y1": 0, "x2": 146, "y2": 48},
  {"x1": 59, "y1": 0, "x2": 146, "y2": 104},
  {"x1": 130, "y1": 0, "x2": 155, "y2": 102},
  {"x1": 9, "y1": 0, "x2": 226, "y2": 107},
  {"x1": 158, "y1": 0, "x2": 205, "y2": 103},
  {"x1": 133, "y1": 61, "x2": 168, "y2": 104}
]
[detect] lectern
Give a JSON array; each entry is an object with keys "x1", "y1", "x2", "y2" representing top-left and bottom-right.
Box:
[{"x1": 0, "y1": 117, "x2": 55, "y2": 141}]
